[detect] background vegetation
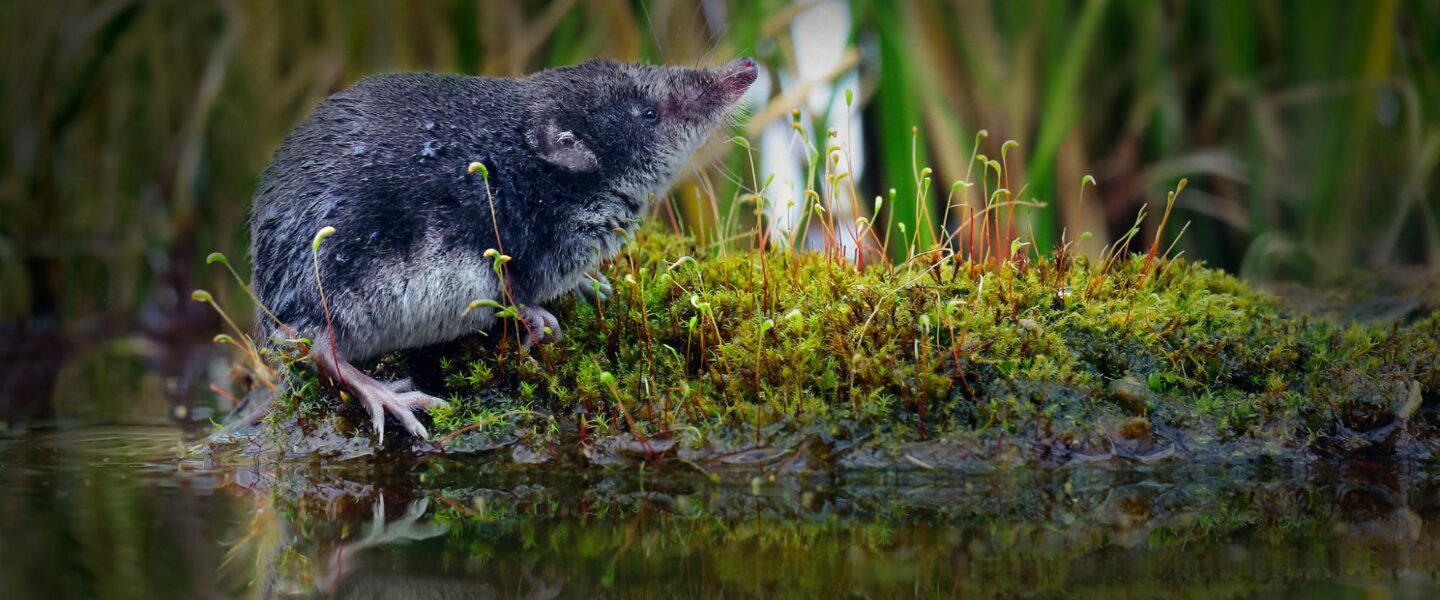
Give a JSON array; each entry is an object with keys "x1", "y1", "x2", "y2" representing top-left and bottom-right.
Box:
[{"x1": 2, "y1": 1, "x2": 1438, "y2": 423}]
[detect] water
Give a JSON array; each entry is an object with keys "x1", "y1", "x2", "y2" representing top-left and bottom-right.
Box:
[{"x1": 2, "y1": 427, "x2": 1439, "y2": 598}]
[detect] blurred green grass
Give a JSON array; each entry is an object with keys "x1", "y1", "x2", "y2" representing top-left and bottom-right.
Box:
[{"x1": 2, "y1": 0, "x2": 1437, "y2": 328}]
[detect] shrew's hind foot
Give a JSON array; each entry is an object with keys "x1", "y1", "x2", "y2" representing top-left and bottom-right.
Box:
[
  {"x1": 520, "y1": 305, "x2": 562, "y2": 349},
  {"x1": 310, "y1": 333, "x2": 449, "y2": 445},
  {"x1": 354, "y1": 383, "x2": 448, "y2": 445}
]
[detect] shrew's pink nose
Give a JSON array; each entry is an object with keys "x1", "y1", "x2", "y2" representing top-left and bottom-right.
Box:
[{"x1": 719, "y1": 57, "x2": 759, "y2": 99}]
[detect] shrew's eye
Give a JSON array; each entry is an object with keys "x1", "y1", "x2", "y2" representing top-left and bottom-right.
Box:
[{"x1": 641, "y1": 107, "x2": 659, "y2": 124}]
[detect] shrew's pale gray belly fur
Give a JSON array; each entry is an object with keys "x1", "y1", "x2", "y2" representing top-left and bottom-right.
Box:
[{"x1": 331, "y1": 237, "x2": 500, "y2": 362}]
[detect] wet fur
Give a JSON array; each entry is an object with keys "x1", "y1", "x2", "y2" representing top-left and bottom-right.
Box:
[{"x1": 249, "y1": 60, "x2": 748, "y2": 362}]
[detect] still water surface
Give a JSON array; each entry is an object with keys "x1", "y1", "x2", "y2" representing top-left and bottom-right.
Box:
[{"x1": 2, "y1": 427, "x2": 1438, "y2": 598}]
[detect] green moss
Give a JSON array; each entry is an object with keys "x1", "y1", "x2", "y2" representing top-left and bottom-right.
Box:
[{"x1": 265, "y1": 225, "x2": 1438, "y2": 462}]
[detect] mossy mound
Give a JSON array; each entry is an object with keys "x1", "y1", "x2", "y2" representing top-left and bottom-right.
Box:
[{"x1": 253, "y1": 229, "x2": 1440, "y2": 467}]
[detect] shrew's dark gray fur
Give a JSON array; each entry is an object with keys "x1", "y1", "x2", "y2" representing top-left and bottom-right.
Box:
[{"x1": 248, "y1": 58, "x2": 758, "y2": 442}]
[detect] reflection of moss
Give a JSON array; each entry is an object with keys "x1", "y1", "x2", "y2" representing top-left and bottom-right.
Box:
[
  {"x1": 268, "y1": 227, "x2": 1439, "y2": 462},
  {"x1": 250, "y1": 465, "x2": 1440, "y2": 598}
]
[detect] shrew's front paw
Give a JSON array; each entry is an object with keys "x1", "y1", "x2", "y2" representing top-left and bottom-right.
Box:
[
  {"x1": 573, "y1": 272, "x2": 613, "y2": 303},
  {"x1": 519, "y1": 305, "x2": 561, "y2": 349}
]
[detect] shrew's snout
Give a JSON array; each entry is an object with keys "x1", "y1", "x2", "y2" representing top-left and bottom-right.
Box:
[
  {"x1": 717, "y1": 57, "x2": 759, "y2": 102},
  {"x1": 667, "y1": 59, "x2": 759, "y2": 123}
]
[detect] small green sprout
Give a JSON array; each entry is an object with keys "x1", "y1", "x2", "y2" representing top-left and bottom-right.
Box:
[
  {"x1": 482, "y1": 249, "x2": 511, "y2": 275},
  {"x1": 1000, "y1": 139, "x2": 1020, "y2": 161},
  {"x1": 312, "y1": 226, "x2": 336, "y2": 252},
  {"x1": 462, "y1": 298, "x2": 503, "y2": 316}
]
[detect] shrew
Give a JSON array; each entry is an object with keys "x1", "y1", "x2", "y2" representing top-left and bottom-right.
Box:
[{"x1": 247, "y1": 58, "x2": 758, "y2": 442}]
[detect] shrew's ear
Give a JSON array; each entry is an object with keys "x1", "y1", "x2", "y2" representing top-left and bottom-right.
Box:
[{"x1": 529, "y1": 118, "x2": 598, "y2": 172}]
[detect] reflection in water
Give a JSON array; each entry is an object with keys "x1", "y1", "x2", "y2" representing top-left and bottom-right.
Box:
[
  {"x1": 0, "y1": 429, "x2": 247, "y2": 599},
  {"x1": 3, "y1": 428, "x2": 1440, "y2": 598},
  {"x1": 312, "y1": 498, "x2": 449, "y2": 595},
  {"x1": 228, "y1": 459, "x2": 1440, "y2": 598}
]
